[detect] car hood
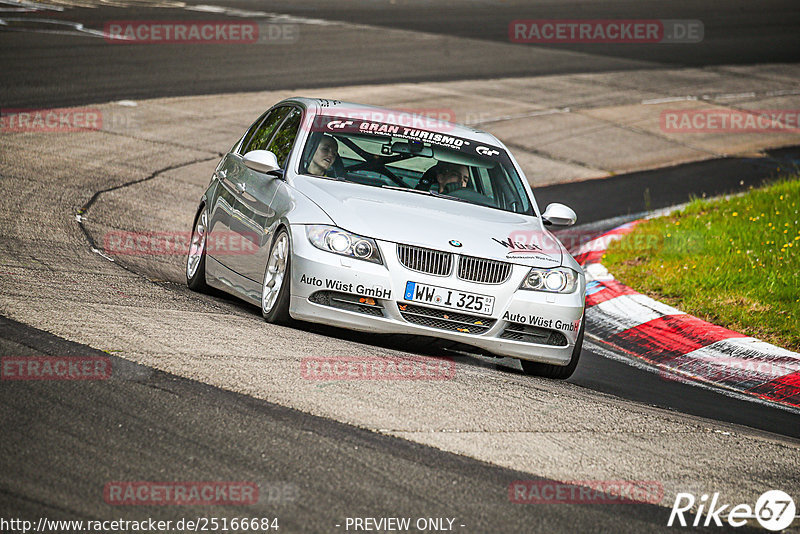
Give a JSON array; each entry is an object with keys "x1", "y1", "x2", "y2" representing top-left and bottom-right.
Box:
[{"x1": 292, "y1": 176, "x2": 564, "y2": 267}]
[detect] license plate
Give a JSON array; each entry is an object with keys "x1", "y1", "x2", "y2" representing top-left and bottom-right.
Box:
[{"x1": 404, "y1": 281, "x2": 494, "y2": 315}]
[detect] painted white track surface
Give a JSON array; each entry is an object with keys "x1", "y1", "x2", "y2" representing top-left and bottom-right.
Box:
[{"x1": 1, "y1": 64, "x2": 800, "y2": 509}]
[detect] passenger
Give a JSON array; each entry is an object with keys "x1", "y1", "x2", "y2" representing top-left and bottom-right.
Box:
[{"x1": 307, "y1": 135, "x2": 339, "y2": 176}]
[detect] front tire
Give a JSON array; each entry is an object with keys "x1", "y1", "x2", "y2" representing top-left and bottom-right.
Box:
[
  {"x1": 186, "y1": 207, "x2": 209, "y2": 292},
  {"x1": 261, "y1": 228, "x2": 292, "y2": 325},
  {"x1": 520, "y1": 312, "x2": 585, "y2": 379}
]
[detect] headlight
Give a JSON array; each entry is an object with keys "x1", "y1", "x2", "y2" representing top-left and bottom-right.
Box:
[
  {"x1": 306, "y1": 225, "x2": 383, "y2": 264},
  {"x1": 520, "y1": 267, "x2": 578, "y2": 293}
]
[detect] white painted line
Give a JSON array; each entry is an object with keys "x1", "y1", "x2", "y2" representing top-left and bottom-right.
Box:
[
  {"x1": 0, "y1": 17, "x2": 111, "y2": 38},
  {"x1": 765, "y1": 89, "x2": 800, "y2": 97},
  {"x1": 91, "y1": 247, "x2": 115, "y2": 262},
  {"x1": 714, "y1": 92, "x2": 756, "y2": 101},
  {"x1": 0, "y1": 0, "x2": 63, "y2": 11},
  {"x1": 722, "y1": 337, "x2": 800, "y2": 360},
  {"x1": 584, "y1": 263, "x2": 614, "y2": 283},
  {"x1": 637, "y1": 88, "x2": 797, "y2": 106},
  {"x1": 186, "y1": 4, "x2": 344, "y2": 26},
  {"x1": 641, "y1": 96, "x2": 698, "y2": 105}
]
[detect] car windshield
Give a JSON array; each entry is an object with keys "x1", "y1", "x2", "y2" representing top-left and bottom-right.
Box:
[{"x1": 298, "y1": 115, "x2": 534, "y2": 215}]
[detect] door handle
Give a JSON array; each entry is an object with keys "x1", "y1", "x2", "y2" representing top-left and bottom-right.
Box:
[{"x1": 234, "y1": 182, "x2": 246, "y2": 193}]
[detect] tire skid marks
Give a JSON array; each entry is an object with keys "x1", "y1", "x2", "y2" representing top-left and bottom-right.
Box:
[
  {"x1": 677, "y1": 338, "x2": 800, "y2": 391},
  {"x1": 611, "y1": 315, "x2": 745, "y2": 364}
]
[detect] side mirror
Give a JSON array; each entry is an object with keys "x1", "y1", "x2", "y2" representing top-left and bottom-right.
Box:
[
  {"x1": 541, "y1": 203, "x2": 577, "y2": 226},
  {"x1": 243, "y1": 150, "x2": 281, "y2": 176}
]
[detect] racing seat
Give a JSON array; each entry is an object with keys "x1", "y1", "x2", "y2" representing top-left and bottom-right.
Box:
[{"x1": 329, "y1": 154, "x2": 345, "y2": 179}]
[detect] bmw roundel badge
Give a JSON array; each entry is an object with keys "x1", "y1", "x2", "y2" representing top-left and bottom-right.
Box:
[{"x1": 449, "y1": 240, "x2": 462, "y2": 247}]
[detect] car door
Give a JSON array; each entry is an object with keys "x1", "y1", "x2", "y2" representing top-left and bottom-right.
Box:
[
  {"x1": 225, "y1": 106, "x2": 303, "y2": 286},
  {"x1": 206, "y1": 106, "x2": 291, "y2": 287}
]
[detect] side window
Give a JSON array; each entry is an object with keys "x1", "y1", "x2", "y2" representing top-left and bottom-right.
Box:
[
  {"x1": 266, "y1": 108, "x2": 302, "y2": 168},
  {"x1": 242, "y1": 106, "x2": 291, "y2": 154},
  {"x1": 237, "y1": 111, "x2": 268, "y2": 154}
]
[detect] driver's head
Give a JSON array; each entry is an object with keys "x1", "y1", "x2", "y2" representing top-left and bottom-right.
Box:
[
  {"x1": 309, "y1": 135, "x2": 339, "y2": 175},
  {"x1": 435, "y1": 162, "x2": 469, "y2": 190}
]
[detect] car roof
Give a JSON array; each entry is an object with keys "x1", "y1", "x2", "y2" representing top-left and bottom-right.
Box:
[{"x1": 281, "y1": 97, "x2": 502, "y2": 146}]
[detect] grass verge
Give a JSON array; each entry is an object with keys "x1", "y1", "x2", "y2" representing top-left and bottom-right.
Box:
[{"x1": 603, "y1": 177, "x2": 799, "y2": 352}]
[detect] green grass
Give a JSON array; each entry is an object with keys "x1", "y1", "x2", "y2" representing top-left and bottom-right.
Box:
[{"x1": 603, "y1": 177, "x2": 800, "y2": 352}]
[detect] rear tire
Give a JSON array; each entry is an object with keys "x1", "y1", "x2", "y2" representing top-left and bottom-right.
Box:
[
  {"x1": 186, "y1": 207, "x2": 209, "y2": 292},
  {"x1": 261, "y1": 229, "x2": 293, "y2": 325},
  {"x1": 520, "y1": 312, "x2": 585, "y2": 379}
]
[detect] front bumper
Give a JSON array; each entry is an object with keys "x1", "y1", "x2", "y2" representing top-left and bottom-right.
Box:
[{"x1": 288, "y1": 225, "x2": 585, "y2": 365}]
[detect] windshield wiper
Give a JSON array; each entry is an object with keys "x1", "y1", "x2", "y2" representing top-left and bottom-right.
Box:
[
  {"x1": 381, "y1": 185, "x2": 432, "y2": 195},
  {"x1": 380, "y1": 185, "x2": 475, "y2": 204}
]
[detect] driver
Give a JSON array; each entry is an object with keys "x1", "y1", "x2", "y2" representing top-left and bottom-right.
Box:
[
  {"x1": 307, "y1": 135, "x2": 339, "y2": 177},
  {"x1": 433, "y1": 162, "x2": 470, "y2": 194}
]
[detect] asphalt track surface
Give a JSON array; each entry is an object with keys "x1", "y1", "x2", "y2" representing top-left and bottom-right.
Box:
[
  {"x1": 2, "y1": 1, "x2": 800, "y2": 532},
  {"x1": 536, "y1": 146, "x2": 800, "y2": 224},
  {"x1": 11, "y1": 314, "x2": 759, "y2": 533},
  {"x1": 0, "y1": 0, "x2": 798, "y2": 107},
  {"x1": 1, "y1": 316, "x2": 688, "y2": 532}
]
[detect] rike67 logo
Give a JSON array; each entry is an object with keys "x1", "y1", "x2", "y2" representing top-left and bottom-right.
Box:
[{"x1": 668, "y1": 490, "x2": 797, "y2": 531}]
